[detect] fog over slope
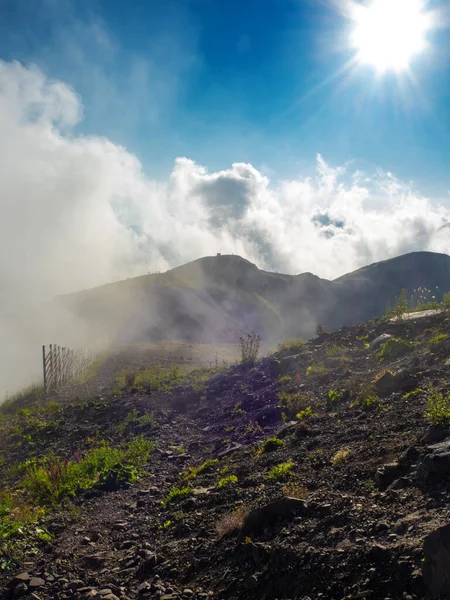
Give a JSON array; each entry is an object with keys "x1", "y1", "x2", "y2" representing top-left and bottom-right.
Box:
[{"x1": 1, "y1": 59, "x2": 450, "y2": 395}]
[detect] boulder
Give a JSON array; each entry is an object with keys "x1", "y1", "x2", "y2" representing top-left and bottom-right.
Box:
[
  {"x1": 374, "y1": 462, "x2": 405, "y2": 490},
  {"x1": 374, "y1": 369, "x2": 417, "y2": 398},
  {"x1": 416, "y1": 438, "x2": 450, "y2": 483},
  {"x1": 370, "y1": 334, "x2": 392, "y2": 351},
  {"x1": 241, "y1": 497, "x2": 308, "y2": 535},
  {"x1": 422, "y1": 425, "x2": 449, "y2": 445},
  {"x1": 255, "y1": 405, "x2": 282, "y2": 425},
  {"x1": 260, "y1": 356, "x2": 282, "y2": 377},
  {"x1": 276, "y1": 421, "x2": 298, "y2": 438},
  {"x1": 278, "y1": 355, "x2": 301, "y2": 373},
  {"x1": 216, "y1": 443, "x2": 243, "y2": 459},
  {"x1": 398, "y1": 446, "x2": 420, "y2": 466},
  {"x1": 423, "y1": 523, "x2": 450, "y2": 598}
]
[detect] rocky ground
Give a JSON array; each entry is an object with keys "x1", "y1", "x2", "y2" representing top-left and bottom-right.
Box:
[{"x1": 1, "y1": 315, "x2": 450, "y2": 600}]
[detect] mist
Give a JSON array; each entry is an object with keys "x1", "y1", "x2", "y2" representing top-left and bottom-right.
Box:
[{"x1": 1, "y1": 59, "x2": 450, "y2": 396}]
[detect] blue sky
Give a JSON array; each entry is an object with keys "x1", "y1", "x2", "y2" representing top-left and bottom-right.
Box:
[{"x1": 1, "y1": 0, "x2": 450, "y2": 195}]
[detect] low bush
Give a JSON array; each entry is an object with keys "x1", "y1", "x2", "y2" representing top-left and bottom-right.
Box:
[
  {"x1": 276, "y1": 338, "x2": 305, "y2": 355},
  {"x1": 296, "y1": 406, "x2": 317, "y2": 420},
  {"x1": 267, "y1": 461, "x2": 294, "y2": 481},
  {"x1": 0, "y1": 492, "x2": 49, "y2": 572},
  {"x1": 426, "y1": 333, "x2": 448, "y2": 352},
  {"x1": 323, "y1": 343, "x2": 347, "y2": 357},
  {"x1": 125, "y1": 408, "x2": 158, "y2": 429},
  {"x1": 24, "y1": 436, "x2": 155, "y2": 506},
  {"x1": 327, "y1": 389, "x2": 344, "y2": 404},
  {"x1": 162, "y1": 486, "x2": 192, "y2": 508},
  {"x1": 306, "y1": 363, "x2": 329, "y2": 377},
  {"x1": 377, "y1": 338, "x2": 414, "y2": 363},
  {"x1": 258, "y1": 437, "x2": 285, "y2": 454},
  {"x1": 331, "y1": 448, "x2": 351, "y2": 465},
  {"x1": 281, "y1": 482, "x2": 308, "y2": 499},
  {"x1": 278, "y1": 391, "x2": 312, "y2": 416},
  {"x1": 239, "y1": 332, "x2": 262, "y2": 366},
  {"x1": 216, "y1": 506, "x2": 248, "y2": 538},
  {"x1": 425, "y1": 387, "x2": 450, "y2": 425},
  {"x1": 217, "y1": 475, "x2": 238, "y2": 489},
  {"x1": 183, "y1": 459, "x2": 219, "y2": 480}
]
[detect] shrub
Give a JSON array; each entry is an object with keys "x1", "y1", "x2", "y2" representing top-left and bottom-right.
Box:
[
  {"x1": 352, "y1": 392, "x2": 380, "y2": 411},
  {"x1": 403, "y1": 388, "x2": 422, "y2": 400},
  {"x1": 323, "y1": 343, "x2": 347, "y2": 357},
  {"x1": 278, "y1": 391, "x2": 312, "y2": 416},
  {"x1": 116, "y1": 364, "x2": 185, "y2": 394},
  {"x1": 1, "y1": 385, "x2": 43, "y2": 415},
  {"x1": 267, "y1": 461, "x2": 294, "y2": 481},
  {"x1": 232, "y1": 401, "x2": 246, "y2": 417},
  {"x1": 24, "y1": 436, "x2": 154, "y2": 506},
  {"x1": 306, "y1": 363, "x2": 329, "y2": 377},
  {"x1": 24, "y1": 458, "x2": 71, "y2": 505},
  {"x1": 281, "y1": 482, "x2": 308, "y2": 499},
  {"x1": 410, "y1": 286, "x2": 441, "y2": 311},
  {"x1": 217, "y1": 475, "x2": 238, "y2": 489},
  {"x1": 327, "y1": 389, "x2": 343, "y2": 404},
  {"x1": 377, "y1": 338, "x2": 414, "y2": 363},
  {"x1": 348, "y1": 381, "x2": 380, "y2": 411},
  {"x1": 315, "y1": 324, "x2": 327, "y2": 336},
  {"x1": 125, "y1": 408, "x2": 158, "y2": 429},
  {"x1": 244, "y1": 421, "x2": 263, "y2": 438},
  {"x1": 40, "y1": 400, "x2": 61, "y2": 415},
  {"x1": 98, "y1": 463, "x2": 139, "y2": 490},
  {"x1": 425, "y1": 387, "x2": 450, "y2": 425},
  {"x1": 331, "y1": 448, "x2": 351, "y2": 465},
  {"x1": 239, "y1": 332, "x2": 262, "y2": 366},
  {"x1": 124, "y1": 370, "x2": 136, "y2": 389},
  {"x1": 296, "y1": 406, "x2": 317, "y2": 420},
  {"x1": 276, "y1": 338, "x2": 305, "y2": 355},
  {"x1": 162, "y1": 487, "x2": 192, "y2": 508},
  {"x1": 258, "y1": 437, "x2": 285, "y2": 454},
  {"x1": 278, "y1": 375, "x2": 292, "y2": 386},
  {"x1": 393, "y1": 288, "x2": 409, "y2": 320},
  {"x1": 426, "y1": 333, "x2": 448, "y2": 352},
  {"x1": 183, "y1": 459, "x2": 219, "y2": 480},
  {"x1": 0, "y1": 492, "x2": 49, "y2": 573},
  {"x1": 216, "y1": 506, "x2": 248, "y2": 538}
]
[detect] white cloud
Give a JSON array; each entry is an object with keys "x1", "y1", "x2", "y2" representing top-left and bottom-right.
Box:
[{"x1": 1, "y1": 59, "x2": 450, "y2": 394}]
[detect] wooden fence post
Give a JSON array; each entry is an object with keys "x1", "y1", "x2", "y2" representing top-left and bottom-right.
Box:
[
  {"x1": 49, "y1": 344, "x2": 53, "y2": 390},
  {"x1": 42, "y1": 345, "x2": 47, "y2": 393}
]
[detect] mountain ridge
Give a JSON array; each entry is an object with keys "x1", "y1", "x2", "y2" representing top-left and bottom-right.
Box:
[{"x1": 54, "y1": 250, "x2": 450, "y2": 347}]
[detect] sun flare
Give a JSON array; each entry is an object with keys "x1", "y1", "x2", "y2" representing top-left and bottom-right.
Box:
[{"x1": 351, "y1": 0, "x2": 432, "y2": 72}]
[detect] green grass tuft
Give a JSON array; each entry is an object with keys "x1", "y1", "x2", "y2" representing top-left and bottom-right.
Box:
[
  {"x1": 217, "y1": 475, "x2": 238, "y2": 488},
  {"x1": 162, "y1": 487, "x2": 192, "y2": 508},
  {"x1": 267, "y1": 461, "x2": 295, "y2": 481}
]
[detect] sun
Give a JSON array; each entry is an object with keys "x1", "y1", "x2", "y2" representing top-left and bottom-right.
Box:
[{"x1": 351, "y1": 0, "x2": 432, "y2": 72}]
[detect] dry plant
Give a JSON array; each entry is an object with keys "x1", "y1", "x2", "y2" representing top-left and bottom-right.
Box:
[
  {"x1": 281, "y1": 481, "x2": 309, "y2": 499},
  {"x1": 331, "y1": 448, "x2": 351, "y2": 465},
  {"x1": 216, "y1": 506, "x2": 249, "y2": 539}
]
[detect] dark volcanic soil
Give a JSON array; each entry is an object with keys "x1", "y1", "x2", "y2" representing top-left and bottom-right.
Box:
[{"x1": 2, "y1": 315, "x2": 450, "y2": 600}]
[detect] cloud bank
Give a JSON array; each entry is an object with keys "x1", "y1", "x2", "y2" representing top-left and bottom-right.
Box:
[{"x1": 1, "y1": 59, "x2": 450, "y2": 393}]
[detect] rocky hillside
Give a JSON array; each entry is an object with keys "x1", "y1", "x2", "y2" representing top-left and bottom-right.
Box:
[
  {"x1": 1, "y1": 311, "x2": 450, "y2": 599},
  {"x1": 54, "y1": 251, "x2": 450, "y2": 346}
]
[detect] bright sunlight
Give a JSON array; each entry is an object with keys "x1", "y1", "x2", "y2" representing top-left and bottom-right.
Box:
[{"x1": 351, "y1": 0, "x2": 432, "y2": 72}]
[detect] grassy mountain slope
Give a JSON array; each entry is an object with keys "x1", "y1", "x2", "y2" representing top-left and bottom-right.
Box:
[
  {"x1": 55, "y1": 251, "x2": 450, "y2": 347},
  {"x1": 2, "y1": 311, "x2": 450, "y2": 599}
]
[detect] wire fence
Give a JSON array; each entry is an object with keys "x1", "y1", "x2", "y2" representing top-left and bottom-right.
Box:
[{"x1": 42, "y1": 344, "x2": 97, "y2": 393}]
